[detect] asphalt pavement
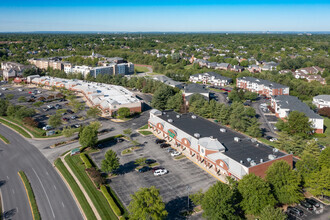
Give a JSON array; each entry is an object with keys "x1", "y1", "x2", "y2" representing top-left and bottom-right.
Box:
[{"x1": 0, "y1": 124, "x2": 82, "y2": 220}]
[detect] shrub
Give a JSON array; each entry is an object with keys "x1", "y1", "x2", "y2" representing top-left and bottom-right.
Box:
[
  {"x1": 86, "y1": 167, "x2": 105, "y2": 188},
  {"x1": 318, "y1": 107, "x2": 330, "y2": 118},
  {"x1": 23, "y1": 117, "x2": 39, "y2": 127},
  {"x1": 80, "y1": 153, "x2": 93, "y2": 169},
  {"x1": 100, "y1": 185, "x2": 122, "y2": 217}
]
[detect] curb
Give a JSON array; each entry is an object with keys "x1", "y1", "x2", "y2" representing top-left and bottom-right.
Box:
[
  {"x1": 17, "y1": 172, "x2": 35, "y2": 220},
  {"x1": 0, "y1": 188, "x2": 4, "y2": 220}
]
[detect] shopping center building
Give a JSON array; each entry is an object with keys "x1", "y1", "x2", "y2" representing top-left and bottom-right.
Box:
[{"x1": 148, "y1": 110, "x2": 293, "y2": 181}]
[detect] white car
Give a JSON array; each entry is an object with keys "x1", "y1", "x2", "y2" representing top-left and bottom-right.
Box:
[
  {"x1": 42, "y1": 125, "x2": 53, "y2": 131},
  {"x1": 1, "y1": 88, "x2": 7, "y2": 90},
  {"x1": 154, "y1": 169, "x2": 168, "y2": 176},
  {"x1": 18, "y1": 88, "x2": 24, "y2": 91},
  {"x1": 37, "y1": 90, "x2": 41, "y2": 94},
  {"x1": 270, "y1": 138, "x2": 278, "y2": 142},
  {"x1": 171, "y1": 151, "x2": 181, "y2": 157}
]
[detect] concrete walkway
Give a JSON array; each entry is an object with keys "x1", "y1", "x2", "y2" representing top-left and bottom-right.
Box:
[{"x1": 60, "y1": 153, "x2": 102, "y2": 220}]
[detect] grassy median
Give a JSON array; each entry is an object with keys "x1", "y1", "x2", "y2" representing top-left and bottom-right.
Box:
[
  {"x1": 0, "y1": 134, "x2": 9, "y2": 144},
  {"x1": 54, "y1": 158, "x2": 97, "y2": 220},
  {"x1": 64, "y1": 155, "x2": 118, "y2": 220},
  {"x1": 0, "y1": 119, "x2": 31, "y2": 138},
  {"x1": 18, "y1": 171, "x2": 41, "y2": 220}
]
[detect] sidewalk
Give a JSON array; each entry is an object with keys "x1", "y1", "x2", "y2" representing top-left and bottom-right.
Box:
[{"x1": 60, "y1": 153, "x2": 102, "y2": 220}]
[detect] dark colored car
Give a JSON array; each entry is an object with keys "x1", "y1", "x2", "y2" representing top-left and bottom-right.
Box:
[
  {"x1": 160, "y1": 143, "x2": 170, "y2": 148},
  {"x1": 155, "y1": 139, "x2": 166, "y2": 144},
  {"x1": 62, "y1": 117, "x2": 69, "y2": 122},
  {"x1": 287, "y1": 207, "x2": 304, "y2": 216},
  {"x1": 301, "y1": 200, "x2": 313, "y2": 211},
  {"x1": 138, "y1": 166, "x2": 151, "y2": 173},
  {"x1": 306, "y1": 198, "x2": 320, "y2": 208},
  {"x1": 55, "y1": 104, "x2": 61, "y2": 109},
  {"x1": 67, "y1": 109, "x2": 74, "y2": 114},
  {"x1": 145, "y1": 159, "x2": 156, "y2": 165},
  {"x1": 116, "y1": 138, "x2": 124, "y2": 143}
]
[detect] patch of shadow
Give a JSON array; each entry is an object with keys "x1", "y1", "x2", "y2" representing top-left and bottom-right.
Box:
[
  {"x1": 3, "y1": 208, "x2": 17, "y2": 219},
  {"x1": 116, "y1": 161, "x2": 138, "y2": 175},
  {"x1": 165, "y1": 196, "x2": 191, "y2": 220},
  {"x1": 0, "y1": 180, "x2": 6, "y2": 187}
]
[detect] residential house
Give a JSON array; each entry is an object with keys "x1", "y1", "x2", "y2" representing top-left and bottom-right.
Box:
[
  {"x1": 313, "y1": 95, "x2": 330, "y2": 108},
  {"x1": 189, "y1": 72, "x2": 232, "y2": 87},
  {"x1": 183, "y1": 83, "x2": 210, "y2": 105},
  {"x1": 153, "y1": 75, "x2": 184, "y2": 89}
]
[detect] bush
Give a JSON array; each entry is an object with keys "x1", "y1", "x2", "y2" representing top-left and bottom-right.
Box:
[
  {"x1": 23, "y1": 117, "x2": 39, "y2": 127},
  {"x1": 100, "y1": 185, "x2": 122, "y2": 217},
  {"x1": 80, "y1": 153, "x2": 93, "y2": 169},
  {"x1": 117, "y1": 107, "x2": 130, "y2": 118},
  {"x1": 318, "y1": 107, "x2": 330, "y2": 118},
  {"x1": 86, "y1": 167, "x2": 105, "y2": 188}
]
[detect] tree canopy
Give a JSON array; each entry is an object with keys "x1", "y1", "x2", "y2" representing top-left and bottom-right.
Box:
[{"x1": 101, "y1": 149, "x2": 120, "y2": 173}]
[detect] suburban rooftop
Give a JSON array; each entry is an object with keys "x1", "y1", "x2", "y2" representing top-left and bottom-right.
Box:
[{"x1": 238, "y1": 76, "x2": 289, "y2": 89}]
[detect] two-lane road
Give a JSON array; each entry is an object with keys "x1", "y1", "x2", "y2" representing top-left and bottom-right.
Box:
[{"x1": 0, "y1": 124, "x2": 82, "y2": 220}]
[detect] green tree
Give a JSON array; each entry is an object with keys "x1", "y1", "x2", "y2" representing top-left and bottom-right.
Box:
[
  {"x1": 306, "y1": 167, "x2": 330, "y2": 197},
  {"x1": 62, "y1": 126, "x2": 75, "y2": 137},
  {"x1": 276, "y1": 111, "x2": 313, "y2": 138},
  {"x1": 86, "y1": 107, "x2": 102, "y2": 118},
  {"x1": 238, "y1": 174, "x2": 276, "y2": 215},
  {"x1": 101, "y1": 149, "x2": 120, "y2": 173},
  {"x1": 202, "y1": 181, "x2": 240, "y2": 219},
  {"x1": 275, "y1": 132, "x2": 305, "y2": 156},
  {"x1": 5, "y1": 94, "x2": 14, "y2": 100},
  {"x1": 135, "y1": 157, "x2": 146, "y2": 166},
  {"x1": 265, "y1": 161, "x2": 303, "y2": 204},
  {"x1": 123, "y1": 128, "x2": 132, "y2": 139},
  {"x1": 0, "y1": 98, "x2": 9, "y2": 116},
  {"x1": 318, "y1": 147, "x2": 330, "y2": 169},
  {"x1": 166, "y1": 92, "x2": 183, "y2": 112},
  {"x1": 296, "y1": 152, "x2": 320, "y2": 184},
  {"x1": 259, "y1": 206, "x2": 286, "y2": 220},
  {"x1": 79, "y1": 125, "x2": 98, "y2": 149},
  {"x1": 128, "y1": 186, "x2": 168, "y2": 220},
  {"x1": 151, "y1": 85, "x2": 174, "y2": 110},
  {"x1": 48, "y1": 114, "x2": 62, "y2": 128},
  {"x1": 18, "y1": 96, "x2": 26, "y2": 102},
  {"x1": 6, "y1": 105, "x2": 16, "y2": 117},
  {"x1": 190, "y1": 189, "x2": 204, "y2": 206},
  {"x1": 117, "y1": 107, "x2": 131, "y2": 118}
]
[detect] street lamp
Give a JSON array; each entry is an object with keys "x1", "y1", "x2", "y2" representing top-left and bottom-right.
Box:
[{"x1": 186, "y1": 185, "x2": 191, "y2": 211}]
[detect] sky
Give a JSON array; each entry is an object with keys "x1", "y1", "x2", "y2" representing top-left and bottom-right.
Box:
[{"x1": 0, "y1": 0, "x2": 330, "y2": 32}]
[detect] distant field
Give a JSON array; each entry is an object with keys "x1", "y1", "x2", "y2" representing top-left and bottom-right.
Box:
[{"x1": 134, "y1": 66, "x2": 149, "y2": 73}]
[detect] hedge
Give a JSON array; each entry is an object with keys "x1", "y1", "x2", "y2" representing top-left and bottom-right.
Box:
[
  {"x1": 100, "y1": 185, "x2": 122, "y2": 217},
  {"x1": 80, "y1": 153, "x2": 93, "y2": 169}
]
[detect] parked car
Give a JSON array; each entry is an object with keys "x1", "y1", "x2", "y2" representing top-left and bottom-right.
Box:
[
  {"x1": 67, "y1": 109, "x2": 74, "y2": 114},
  {"x1": 55, "y1": 104, "x2": 61, "y2": 109},
  {"x1": 155, "y1": 139, "x2": 166, "y2": 144},
  {"x1": 287, "y1": 207, "x2": 304, "y2": 216},
  {"x1": 62, "y1": 117, "x2": 69, "y2": 122},
  {"x1": 70, "y1": 115, "x2": 77, "y2": 120},
  {"x1": 42, "y1": 125, "x2": 53, "y2": 131},
  {"x1": 42, "y1": 108, "x2": 48, "y2": 112},
  {"x1": 47, "y1": 105, "x2": 53, "y2": 109},
  {"x1": 73, "y1": 124, "x2": 81, "y2": 128},
  {"x1": 300, "y1": 200, "x2": 314, "y2": 211},
  {"x1": 306, "y1": 198, "x2": 320, "y2": 208},
  {"x1": 171, "y1": 151, "x2": 181, "y2": 157},
  {"x1": 167, "y1": 148, "x2": 174, "y2": 153},
  {"x1": 154, "y1": 168, "x2": 168, "y2": 176},
  {"x1": 270, "y1": 138, "x2": 278, "y2": 142},
  {"x1": 152, "y1": 167, "x2": 164, "y2": 173},
  {"x1": 1, "y1": 88, "x2": 7, "y2": 90},
  {"x1": 145, "y1": 159, "x2": 156, "y2": 165},
  {"x1": 116, "y1": 138, "x2": 124, "y2": 143},
  {"x1": 18, "y1": 88, "x2": 24, "y2": 91},
  {"x1": 138, "y1": 166, "x2": 151, "y2": 173},
  {"x1": 160, "y1": 143, "x2": 171, "y2": 148}
]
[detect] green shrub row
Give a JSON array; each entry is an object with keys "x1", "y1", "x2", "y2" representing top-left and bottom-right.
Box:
[
  {"x1": 18, "y1": 171, "x2": 41, "y2": 220},
  {"x1": 100, "y1": 185, "x2": 122, "y2": 217},
  {"x1": 80, "y1": 153, "x2": 93, "y2": 169}
]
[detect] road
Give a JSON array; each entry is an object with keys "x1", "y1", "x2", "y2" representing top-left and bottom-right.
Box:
[{"x1": 0, "y1": 124, "x2": 82, "y2": 220}]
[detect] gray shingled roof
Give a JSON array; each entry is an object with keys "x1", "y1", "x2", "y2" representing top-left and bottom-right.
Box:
[
  {"x1": 314, "y1": 95, "x2": 330, "y2": 102},
  {"x1": 238, "y1": 76, "x2": 288, "y2": 89},
  {"x1": 273, "y1": 95, "x2": 322, "y2": 119},
  {"x1": 184, "y1": 83, "x2": 209, "y2": 94}
]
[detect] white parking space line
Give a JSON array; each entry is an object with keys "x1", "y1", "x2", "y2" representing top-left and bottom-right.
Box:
[
  {"x1": 53, "y1": 185, "x2": 56, "y2": 190},
  {"x1": 12, "y1": 189, "x2": 15, "y2": 194},
  {"x1": 61, "y1": 202, "x2": 65, "y2": 208},
  {"x1": 6, "y1": 176, "x2": 9, "y2": 180},
  {"x1": 32, "y1": 168, "x2": 55, "y2": 219}
]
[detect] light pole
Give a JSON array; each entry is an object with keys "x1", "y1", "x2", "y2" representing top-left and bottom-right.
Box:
[{"x1": 186, "y1": 185, "x2": 191, "y2": 211}]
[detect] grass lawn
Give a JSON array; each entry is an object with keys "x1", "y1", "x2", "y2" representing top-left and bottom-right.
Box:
[
  {"x1": 147, "y1": 72, "x2": 163, "y2": 76},
  {"x1": 0, "y1": 133, "x2": 9, "y2": 144},
  {"x1": 134, "y1": 66, "x2": 149, "y2": 73},
  {"x1": 184, "y1": 65, "x2": 193, "y2": 70},
  {"x1": 257, "y1": 138, "x2": 275, "y2": 147},
  {"x1": 138, "y1": 124, "x2": 148, "y2": 130},
  {"x1": 64, "y1": 155, "x2": 117, "y2": 220},
  {"x1": 138, "y1": 130, "x2": 153, "y2": 136},
  {"x1": 54, "y1": 159, "x2": 97, "y2": 220},
  {"x1": 317, "y1": 117, "x2": 330, "y2": 147},
  {"x1": 209, "y1": 88, "x2": 224, "y2": 93},
  {"x1": 0, "y1": 118, "x2": 32, "y2": 138},
  {"x1": 121, "y1": 148, "x2": 132, "y2": 155},
  {"x1": 18, "y1": 171, "x2": 41, "y2": 220}
]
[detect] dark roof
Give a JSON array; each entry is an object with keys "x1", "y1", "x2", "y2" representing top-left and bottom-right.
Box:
[
  {"x1": 159, "y1": 111, "x2": 287, "y2": 167},
  {"x1": 184, "y1": 83, "x2": 209, "y2": 94},
  {"x1": 273, "y1": 95, "x2": 322, "y2": 119},
  {"x1": 238, "y1": 76, "x2": 288, "y2": 89}
]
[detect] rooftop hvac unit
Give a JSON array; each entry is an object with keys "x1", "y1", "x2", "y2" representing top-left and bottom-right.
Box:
[
  {"x1": 260, "y1": 159, "x2": 264, "y2": 163},
  {"x1": 250, "y1": 160, "x2": 256, "y2": 166},
  {"x1": 234, "y1": 137, "x2": 240, "y2": 142},
  {"x1": 220, "y1": 128, "x2": 226, "y2": 133},
  {"x1": 240, "y1": 160, "x2": 243, "y2": 164},
  {"x1": 273, "y1": 148, "x2": 279, "y2": 153},
  {"x1": 168, "y1": 119, "x2": 173, "y2": 123},
  {"x1": 194, "y1": 133, "x2": 200, "y2": 138},
  {"x1": 176, "y1": 115, "x2": 180, "y2": 118},
  {"x1": 268, "y1": 154, "x2": 276, "y2": 160},
  {"x1": 191, "y1": 115, "x2": 197, "y2": 119},
  {"x1": 247, "y1": 158, "x2": 251, "y2": 162},
  {"x1": 251, "y1": 138, "x2": 257, "y2": 143},
  {"x1": 210, "y1": 136, "x2": 214, "y2": 139},
  {"x1": 162, "y1": 112, "x2": 166, "y2": 115}
]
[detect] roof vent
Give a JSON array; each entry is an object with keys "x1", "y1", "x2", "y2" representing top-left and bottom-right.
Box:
[
  {"x1": 250, "y1": 160, "x2": 256, "y2": 166},
  {"x1": 194, "y1": 133, "x2": 200, "y2": 138},
  {"x1": 220, "y1": 128, "x2": 226, "y2": 133},
  {"x1": 260, "y1": 159, "x2": 264, "y2": 163},
  {"x1": 273, "y1": 148, "x2": 279, "y2": 153},
  {"x1": 251, "y1": 138, "x2": 257, "y2": 143},
  {"x1": 247, "y1": 158, "x2": 251, "y2": 162},
  {"x1": 176, "y1": 115, "x2": 180, "y2": 118},
  {"x1": 191, "y1": 115, "x2": 197, "y2": 119},
  {"x1": 168, "y1": 119, "x2": 173, "y2": 123},
  {"x1": 210, "y1": 136, "x2": 213, "y2": 139},
  {"x1": 268, "y1": 154, "x2": 276, "y2": 160},
  {"x1": 240, "y1": 160, "x2": 243, "y2": 164},
  {"x1": 234, "y1": 137, "x2": 240, "y2": 142},
  {"x1": 162, "y1": 112, "x2": 166, "y2": 115}
]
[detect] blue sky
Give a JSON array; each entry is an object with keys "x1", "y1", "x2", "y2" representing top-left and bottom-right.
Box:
[{"x1": 1, "y1": 0, "x2": 329, "y2": 32}]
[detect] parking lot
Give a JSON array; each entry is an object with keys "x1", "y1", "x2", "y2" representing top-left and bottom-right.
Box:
[
  {"x1": 286, "y1": 200, "x2": 329, "y2": 220},
  {"x1": 90, "y1": 133, "x2": 217, "y2": 219},
  {"x1": 0, "y1": 83, "x2": 94, "y2": 130}
]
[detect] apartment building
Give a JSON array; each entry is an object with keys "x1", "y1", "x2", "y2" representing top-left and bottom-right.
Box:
[
  {"x1": 313, "y1": 95, "x2": 330, "y2": 109},
  {"x1": 1, "y1": 61, "x2": 33, "y2": 80},
  {"x1": 271, "y1": 95, "x2": 324, "y2": 133},
  {"x1": 236, "y1": 77, "x2": 289, "y2": 97},
  {"x1": 148, "y1": 110, "x2": 293, "y2": 181},
  {"x1": 28, "y1": 58, "x2": 64, "y2": 70},
  {"x1": 189, "y1": 72, "x2": 232, "y2": 87}
]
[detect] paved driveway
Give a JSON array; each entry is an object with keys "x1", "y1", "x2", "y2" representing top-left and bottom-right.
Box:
[{"x1": 90, "y1": 133, "x2": 217, "y2": 219}]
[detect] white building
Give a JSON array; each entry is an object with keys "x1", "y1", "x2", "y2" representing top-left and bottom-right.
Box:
[
  {"x1": 313, "y1": 95, "x2": 330, "y2": 109},
  {"x1": 189, "y1": 72, "x2": 232, "y2": 87}
]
